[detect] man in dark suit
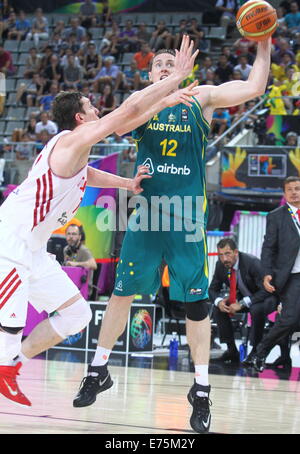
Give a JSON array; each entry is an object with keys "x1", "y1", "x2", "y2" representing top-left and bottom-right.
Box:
[
  {"x1": 253, "y1": 176, "x2": 300, "y2": 372},
  {"x1": 209, "y1": 238, "x2": 278, "y2": 365}
]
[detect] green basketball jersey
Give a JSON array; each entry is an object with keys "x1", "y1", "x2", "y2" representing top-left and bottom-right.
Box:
[{"x1": 132, "y1": 97, "x2": 210, "y2": 228}]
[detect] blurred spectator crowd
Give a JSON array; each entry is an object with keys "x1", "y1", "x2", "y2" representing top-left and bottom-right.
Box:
[{"x1": 0, "y1": 0, "x2": 299, "y2": 185}]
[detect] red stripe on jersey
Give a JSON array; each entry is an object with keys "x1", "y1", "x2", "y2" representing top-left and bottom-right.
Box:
[
  {"x1": 0, "y1": 279, "x2": 22, "y2": 309},
  {"x1": 34, "y1": 154, "x2": 43, "y2": 166},
  {"x1": 0, "y1": 273, "x2": 19, "y2": 300},
  {"x1": 32, "y1": 178, "x2": 41, "y2": 230},
  {"x1": 46, "y1": 169, "x2": 53, "y2": 215},
  {"x1": 0, "y1": 268, "x2": 17, "y2": 290},
  {"x1": 40, "y1": 173, "x2": 48, "y2": 222}
]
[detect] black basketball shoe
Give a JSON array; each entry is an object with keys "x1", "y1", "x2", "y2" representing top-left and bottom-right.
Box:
[
  {"x1": 73, "y1": 365, "x2": 113, "y2": 408},
  {"x1": 187, "y1": 382, "x2": 212, "y2": 434}
]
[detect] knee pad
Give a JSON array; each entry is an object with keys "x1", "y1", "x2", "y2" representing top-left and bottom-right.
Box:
[
  {"x1": 0, "y1": 330, "x2": 22, "y2": 364},
  {"x1": 49, "y1": 298, "x2": 92, "y2": 339},
  {"x1": 185, "y1": 299, "x2": 209, "y2": 322}
]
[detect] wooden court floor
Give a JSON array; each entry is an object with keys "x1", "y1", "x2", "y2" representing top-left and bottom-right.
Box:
[{"x1": 0, "y1": 358, "x2": 300, "y2": 434}]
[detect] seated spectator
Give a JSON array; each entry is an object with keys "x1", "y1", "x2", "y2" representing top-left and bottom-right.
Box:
[
  {"x1": 221, "y1": 44, "x2": 238, "y2": 66},
  {"x1": 43, "y1": 54, "x2": 64, "y2": 87},
  {"x1": 280, "y1": 0, "x2": 300, "y2": 13},
  {"x1": 107, "y1": 132, "x2": 132, "y2": 154},
  {"x1": 209, "y1": 238, "x2": 279, "y2": 365},
  {"x1": 35, "y1": 111, "x2": 58, "y2": 138},
  {"x1": 16, "y1": 73, "x2": 45, "y2": 107},
  {"x1": 83, "y1": 41, "x2": 102, "y2": 80},
  {"x1": 48, "y1": 31, "x2": 64, "y2": 55},
  {"x1": 63, "y1": 224, "x2": 97, "y2": 271},
  {"x1": 233, "y1": 37, "x2": 256, "y2": 64},
  {"x1": 63, "y1": 54, "x2": 84, "y2": 90},
  {"x1": 116, "y1": 19, "x2": 138, "y2": 54},
  {"x1": 65, "y1": 32, "x2": 81, "y2": 57},
  {"x1": 25, "y1": 114, "x2": 38, "y2": 141},
  {"x1": 97, "y1": 83, "x2": 117, "y2": 117},
  {"x1": 123, "y1": 61, "x2": 142, "y2": 91},
  {"x1": 35, "y1": 129, "x2": 50, "y2": 154},
  {"x1": 79, "y1": 0, "x2": 97, "y2": 29},
  {"x1": 215, "y1": 54, "x2": 233, "y2": 83},
  {"x1": 276, "y1": 7, "x2": 288, "y2": 33},
  {"x1": 93, "y1": 55, "x2": 123, "y2": 92},
  {"x1": 64, "y1": 16, "x2": 86, "y2": 42},
  {"x1": 40, "y1": 45, "x2": 54, "y2": 71},
  {"x1": 99, "y1": 0, "x2": 113, "y2": 27},
  {"x1": 149, "y1": 20, "x2": 172, "y2": 51},
  {"x1": 234, "y1": 54, "x2": 253, "y2": 80},
  {"x1": 52, "y1": 20, "x2": 66, "y2": 38},
  {"x1": 133, "y1": 42, "x2": 154, "y2": 73},
  {"x1": 199, "y1": 56, "x2": 216, "y2": 83},
  {"x1": 2, "y1": 9, "x2": 16, "y2": 40},
  {"x1": 211, "y1": 107, "x2": 231, "y2": 137},
  {"x1": 26, "y1": 7, "x2": 49, "y2": 48},
  {"x1": 285, "y1": 131, "x2": 298, "y2": 146},
  {"x1": 8, "y1": 10, "x2": 30, "y2": 41},
  {"x1": 186, "y1": 18, "x2": 207, "y2": 52},
  {"x1": 81, "y1": 81, "x2": 96, "y2": 104},
  {"x1": 284, "y1": 1, "x2": 300, "y2": 33},
  {"x1": 272, "y1": 38, "x2": 295, "y2": 64},
  {"x1": 60, "y1": 47, "x2": 81, "y2": 68},
  {"x1": 215, "y1": 0, "x2": 239, "y2": 34},
  {"x1": 0, "y1": 1, "x2": 13, "y2": 39},
  {"x1": 136, "y1": 22, "x2": 152, "y2": 49},
  {"x1": 39, "y1": 82, "x2": 59, "y2": 112},
  {"x1": 23, "y1": 47, "x2": 41, "y2": 79},
  {"x1": 173, "y1": 19, "x2": 189, "y2": 50},
  {"x1": 0, "y1": 41, "x2": 15, "y2": 75}
]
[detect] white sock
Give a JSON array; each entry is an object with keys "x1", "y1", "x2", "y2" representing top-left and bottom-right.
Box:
[
  {"x1": 91, "y1": 346, "x2": 111, "y2": 367},
  {"x1": 195, "y1": 365, "x2": 209, "y2": 397}
]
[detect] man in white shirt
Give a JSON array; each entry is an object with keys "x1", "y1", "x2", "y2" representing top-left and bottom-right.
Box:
[
  {"x1": 35, "y1": 112, "x2": 58, "y2": 138},
  {"x1": 234, "y1": 55, "x2": 253, "y2": 81}
]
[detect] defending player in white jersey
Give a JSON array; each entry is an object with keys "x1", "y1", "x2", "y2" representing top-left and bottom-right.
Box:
[{"x1": 0, "y1": 36, "x2": 198, "y2": 407}]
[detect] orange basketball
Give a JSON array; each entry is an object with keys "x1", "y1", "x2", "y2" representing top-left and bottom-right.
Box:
[{"x1": 236, "y1": 1, "x2": 278, "y2": 41}]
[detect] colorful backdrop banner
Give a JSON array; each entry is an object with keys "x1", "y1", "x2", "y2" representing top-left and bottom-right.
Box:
[
  {"x1": 13, "y1": 0, "x2": 214, "y2": 14},
  {"x1": 266, "y1": 115, "x2": 300, "y2": 146},
  {"x1": 74, "y1": 153, "x2": 118, "y2": 260},
  {"x1": 221, "y1": 146, "x2": 300, "y2": 192}
]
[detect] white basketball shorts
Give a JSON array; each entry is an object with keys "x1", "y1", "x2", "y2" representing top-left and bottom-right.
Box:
[{"x1": 0, "y1": 227, "x2": 80, "y2": 328}]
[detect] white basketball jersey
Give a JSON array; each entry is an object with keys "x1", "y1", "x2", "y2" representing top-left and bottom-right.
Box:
[{"x1": 0, "y1": 130, "x2": 88, "y2": 251}]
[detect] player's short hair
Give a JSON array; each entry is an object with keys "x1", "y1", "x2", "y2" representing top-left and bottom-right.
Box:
[
  {"x1": 149, "y1": 49, "x2": 176, "y2": 71},
  {"x1": 283, "y1": 176, "x2": 300, "y2": 189},
  {"x1": 52, "y1": 91, "x2": 85, "y2": 131},
  {"x1": 217, "y1": 238, "x2": 238, "y2": 251}
]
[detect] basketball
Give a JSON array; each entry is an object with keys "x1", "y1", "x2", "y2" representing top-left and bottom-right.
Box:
[{"x1": 236, "y1": 1, "x2": 278, "y2": 41}]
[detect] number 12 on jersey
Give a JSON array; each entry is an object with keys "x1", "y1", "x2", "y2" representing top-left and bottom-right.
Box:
[{"x1": 160, "y1": 139, "x2": 178, "y2": 157}]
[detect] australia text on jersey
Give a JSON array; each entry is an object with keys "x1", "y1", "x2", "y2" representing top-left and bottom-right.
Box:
[{"x1": 94, "y1": 192, "x2": 206, "y2": 243}]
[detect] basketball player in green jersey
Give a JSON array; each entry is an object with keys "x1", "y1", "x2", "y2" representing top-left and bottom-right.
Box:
[{"x1": 74, "y1": 36, "x2": 272, "y2": 433}]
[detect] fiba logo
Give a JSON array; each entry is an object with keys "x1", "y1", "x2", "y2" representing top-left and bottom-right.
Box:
[{"x1": 130, "y1": 309, "x2": 153, "y2": 349}]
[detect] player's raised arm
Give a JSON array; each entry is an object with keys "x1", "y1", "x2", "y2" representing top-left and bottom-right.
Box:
[
  {"x1": 67, "y1": 35, "x2": 199, "y2": 148},
  {"x1": 196, "y1": 38, "x2": 271, "y2": 120}
]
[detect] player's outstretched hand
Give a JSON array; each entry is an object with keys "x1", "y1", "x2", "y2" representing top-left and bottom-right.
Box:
[
  {"x1": 175, "y1": 34, "x2": 199, "y2": 81},
  {"x1": 165, "y1": 80, "x2": 198, "y2": 108},
  {"x1": 130, "y1": 165, "x2": 152, "y2": 194}
]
